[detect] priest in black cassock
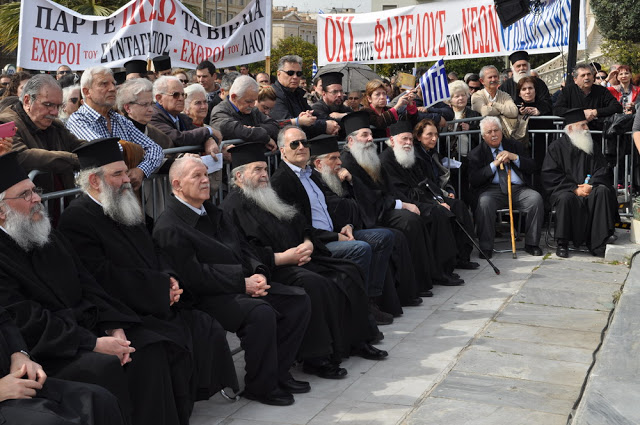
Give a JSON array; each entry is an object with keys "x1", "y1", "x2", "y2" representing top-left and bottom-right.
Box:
[
  {"x1": 222, "y1": 143, "x2": 389, "y2": 371},
  {"x1": 542, "y1": 108, "x2": 619, "y2": 257},
  {"x1": 311, "y1": 72, "x2": 353, "y2": 138},
  {"x1": 499, "y1": 51, "x2": 552, "y2": 116},
  {"x1": 0, "y1": 304, "x2": 126, "y2": 425},
  {"x1": 58, "y1": 139, "x2": 238, "y2": 425},
  {"x1": 382, "y1": 119, "x2": 478, "y2": 271},
  {"x1": 152, "y1": 155, "x2": 312, "y2": 406},
  {"x1": 340, "y1": 111, "x2": 463, "y2": 288},
  {"x1": 0, "y1": 152, "x2": 191, "y2": 425}
]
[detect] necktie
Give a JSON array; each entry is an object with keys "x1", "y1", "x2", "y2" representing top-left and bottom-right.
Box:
[{"x1": 494, "y1": 148, "x2": 508, "y2": 194}]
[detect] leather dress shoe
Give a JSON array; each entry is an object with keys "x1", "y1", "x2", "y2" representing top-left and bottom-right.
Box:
[
  {"x1": 403, "y1": 297, "x2": 423, "y2": 306},
  {"x1": 369, "y1": 302, "x2": 393, "y2": 325},
  {"x1": 303, "y1": 361, "x2": 348, "y2": 379},
  {"x1": 370, "y1": 331, "x2": 384, "y2": 344},
  {"x1": 556, "y1": 245, "x2": 569, "y2": 258},
  {"x1": 479, "y1": 249, "x2": 493, "y2": 259},
  {"x1": 434, "y1": 274, "x2": 464, "y2": 286},
  {"x1": 352, "y1": 343, "x2": 388, "y2": 360},
  {"x1": 524, "y1": 245, "x2": 543, "y2": 256},
  {"x1": 242, "y1": 387, "x2": 294, "y2": 406},
  {"x1": 418, "y1": 290, "x2": 433, "y2": 297},
  {"x1": 279, "y1": 378, "x2": 310, "y2": 394},
  {"x1": 456, "y1": 260, "x2": 480, "y2": 270}
]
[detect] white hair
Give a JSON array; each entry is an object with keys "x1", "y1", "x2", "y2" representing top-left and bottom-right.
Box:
[
  {"x1": 183, "y1": 84, "x2": 207, "y2": 110},
  {"x1": 116, "y1": 78, "x2": 153, "y2": 112},
  {"x1": 80, "y1": 66, "x2": 112, "y2": 95},
  {"x1": 479, "y1": 65, "x2": 498, "y2": 79},
  {"x1": 479, "y1": 116, "x2": 502, "y2": 134},
  {"x1": 153, "y1": 76, "x2": 181, "y2": 99},
  {"x1": 229, "y1": 75, "x2": 259, "y2": 98}
]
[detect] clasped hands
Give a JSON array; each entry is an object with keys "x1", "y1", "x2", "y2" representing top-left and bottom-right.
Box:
[
  {"x1": 574, "y1": 184, "x2": 592, "y2": 197},
  {"x1": 492, "y1": 150, "x2": 517, "y2": 168}
]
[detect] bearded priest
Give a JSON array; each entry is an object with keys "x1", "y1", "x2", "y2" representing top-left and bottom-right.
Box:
[{"x1": 542, "y1": 108, "x2": 619, "y2": 258}]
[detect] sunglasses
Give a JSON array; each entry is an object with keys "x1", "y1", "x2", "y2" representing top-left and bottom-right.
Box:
[
  {"x1": 164, "y1": 91, "x2": 185, "y2": 99},
  {"x1": 348, "y1": 97, "x2": 361, "y2": 100},
  {"x1": 179, "y1": 79, "x2": 188, "y2": 84},
  {"x1": 69, "y1": 97, "x2": 79, "y2": 104},
  {"x1": 289, "y1": 139, "x2": 309, "y2": 149},
  {"x1": 468, "y1": 86, "x2": 481, "y2": 91},
  {"x1": 282, "y1": 70, "x2": 303, "y2": 77},
  {"x1": 0, "y1": 82, "x2": 8, "y2": 87},
  {"x1": 595, "y1": 76, "x2": 605, "y2": 80},
  {"x1": 57, "y1": 70, "x2": 71, "y2": 75}
]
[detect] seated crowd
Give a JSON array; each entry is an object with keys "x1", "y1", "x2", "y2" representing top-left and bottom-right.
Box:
[{"x1": 0, "y1": 51, "x2": 629, "y2": 422}]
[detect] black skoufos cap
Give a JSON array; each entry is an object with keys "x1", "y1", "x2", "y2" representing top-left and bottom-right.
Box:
[
  {"x1": 389, "y1": 120, "x2": 414, "y2": 136},
  {"x1": 321, "y1": 72, "x2": 344, "y2": 89},
  {"x1": 563, "y1": 108, "x2": 587, "y2": 125},
  {"x1": 0, "y1": 152, "x2": 29, "y2": 194},
  {"x1": 152, "y1": 55, "x2": 172, "y2": 72},
  {"x1": 73, "y1": 137, "x2": 124, "y2": 169},
  {"x1": 342, "y1": 110, "x2": 370, "y2": 135},
  {"x1": 309, "y1": 135, "x2": 339, "y2": 156},
  {"x1": 124, "y1": 60, "x2": 148, "y2": 76},
  {"x1": 229, "y1": 142, "x2": 267, "y2": 169},
  {"x1": 509, "y1": 51, "x2": 529, "y2": 65}
]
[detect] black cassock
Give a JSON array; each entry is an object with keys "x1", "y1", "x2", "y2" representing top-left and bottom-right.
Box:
[
  {"x1": 541, "y1": 135, "x2": 619, "y2": 251},
  {"x1": 340, "y1": 149, "x2": 437, "y2": 291},
  {"x1": 0, "y1": 305, "x2": 127, "y2": 425},
  {"x1": 0, "y1": 230, "x2": 179, "y2": 425},
  {"x1": 222, "y1": 189, "x2": 376, "y2": 360},
  {"x1": 58, "y1": 195, "x2": 238, "y2": 425},
  {"x1": 152, "y1": 195, "x2": 311, "y2": 395}
]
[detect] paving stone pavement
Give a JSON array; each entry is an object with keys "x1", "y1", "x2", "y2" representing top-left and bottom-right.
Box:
[{"x1": 188, "y1": 237, "x2": 631, "y2": 425}]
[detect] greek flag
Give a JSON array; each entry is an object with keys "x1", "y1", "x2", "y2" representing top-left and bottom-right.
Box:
[
  {"x1": 312, "y1": 60, "x2": 318, "y2": 78},
  {"x1": 419, "y1": 59, "x2": 450, "y2": 108}
]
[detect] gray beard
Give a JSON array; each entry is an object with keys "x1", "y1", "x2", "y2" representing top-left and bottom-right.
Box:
[
  {"x1": 319, "y1": 167, "x2": 346, "y2": 197},
  {"x1": 393, "y1": 144, "x2": 416, "y2": 169},
  {"x1": 241, "y1": 182, "x2": 298, "y2": 221},
  {"x1": 566, "y1": 128, "x2": 594, "y2": 155},
  {"x1": 512, "y1": 69, "x2": 531, "y2": 83},
  {"x1": 3, "y1": 203, "x2": 51, "y2": 251},
  {"x1": 350, "y1": 142, "x2": 381, "y2": 182},
  {"x1": 100, "y1": 181, "x2": 145, "y2": 227}
]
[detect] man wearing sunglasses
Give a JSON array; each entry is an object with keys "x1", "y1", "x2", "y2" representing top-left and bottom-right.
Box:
[
  {"x1": 55, "y1": 65, "x2": 72, "y2": 80},
  {"x1": 271, "y1": 55, "x2": 328, "y2": 138},
  {"x1": 0, "y1": 74, "x2": 85, "y2": 196},
  {"x1": 150, "y1": 76, "x2": 221, "y2": 157}
]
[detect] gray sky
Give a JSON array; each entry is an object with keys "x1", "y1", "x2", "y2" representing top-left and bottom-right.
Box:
[{"x1": 272, "y1": 0, "x2": 371, "y2": 13}]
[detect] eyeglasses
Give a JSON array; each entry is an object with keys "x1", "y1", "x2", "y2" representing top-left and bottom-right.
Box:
[
  {"x1": 595, "y1": 76, "x2": 605, "y2": 80},
  {"x1": 0, "y1": 82, "x2": 8, "y2": 87},
  {"x1": 348, "y1": 96, "x2": 361, "y2": 101},
  {"x1": 37, "y1": 99, "x2": 62, "y2": 109},
  {"x1": 191, "y1": 100, "x2": 208, "y2": 106},
  {"x1": 131, "y1": 101, "x2": 153, "y2": 108},
  {"x1": 3, "y1": 187, "x2": 43, "y2": 202},
  {"x1": 69, "y1": 97, "x2": 79, "y2": 104},
  {"x1": 163, "y1": 91, "x2": 185, "y2": 99},
  {"x1": 468, "y1": 86, "x2": 481, "y2": 91},
  {"x1": 282, "y1": 70, "x2": 303, "y2": 77},
  {"x1": 57, "y1": 70, "x2": 71, "y2": 75},
  {"x1": 288, "y1": 139, "x2": 309, "y2": 149},
  {"x1": 179, "y1": 79, "x2": 189, "y2": 84},
  {"x1": 327, "y1": 90, "x2": 344, "y2": 95}
]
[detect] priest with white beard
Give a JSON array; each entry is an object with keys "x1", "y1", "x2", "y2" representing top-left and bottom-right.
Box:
[
  {"x1": 499, "y1": 50, "x2": 552, "y2": 115},
  {"x1": 542, "y1": 108, "x2": 619, "y2": 258}
]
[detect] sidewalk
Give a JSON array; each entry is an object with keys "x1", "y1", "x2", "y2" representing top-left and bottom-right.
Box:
[{"x1": 189, "y1": 232, "x2": 632, "y2": 425}]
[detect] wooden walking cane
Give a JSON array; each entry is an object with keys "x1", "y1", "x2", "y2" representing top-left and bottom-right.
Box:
[{"x1": 500, "y1": 163, "x2": 517, "y2": 259}]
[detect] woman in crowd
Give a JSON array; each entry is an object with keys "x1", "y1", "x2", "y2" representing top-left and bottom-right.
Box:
[
  {"x1": 183, "y1": 84, "x2": 210, "y2": 127},
  {"x1": 0, "y1": 71, "x2": 31, "y2": 112},
  {"x1": 363, "y1": 79, "x2": 417, "y2": 138},
  {"x1": 445, "y1": 80, "x2": 481, "y2": 157},
  {"x1": 58, "y1": 85, "x2": 81, "y2": 123},
  {"x1": 173, "y1": 69, "x2": 190, "y2": 87},
  {"x1": 256, "y1": 85, "x2": 277, "y2": 116},
  {"x1": 607, "y1": 65, "x2": 640, "y2": 114}
]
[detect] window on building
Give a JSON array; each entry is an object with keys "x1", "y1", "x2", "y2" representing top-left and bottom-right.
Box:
[
  {"x1": 228, "y1": 13, "x2": 233, "y2": 21},
  {"x1": 240, "y1": 0, "x2": 244, "y2": 5},
  {"x1": 217, "y1": 12, "x2": 222, "y2": 25},
  {"x1": 382, "y1": 5, "x2": 397, "y2": 10}
]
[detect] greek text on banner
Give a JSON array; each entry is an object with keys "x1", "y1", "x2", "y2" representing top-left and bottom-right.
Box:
[
  {"x1": 18, "y1": 0, "x2": 271, "y2": 71},
  {"x1": 317, "y1": 0, "x2": 585, "y2": 66}
]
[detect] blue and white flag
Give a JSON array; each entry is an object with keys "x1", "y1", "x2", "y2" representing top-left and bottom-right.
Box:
[
  {"x1": 312, "y1": 60, "x2": 318, "y2": 78},
  {"x1": 419, "y1": 59, "x2": 450, "y2": 108}
]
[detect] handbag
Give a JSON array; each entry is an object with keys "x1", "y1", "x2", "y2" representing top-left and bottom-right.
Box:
[{"x1": 604, "y1": 113, "x2": 634, "y2": 137}]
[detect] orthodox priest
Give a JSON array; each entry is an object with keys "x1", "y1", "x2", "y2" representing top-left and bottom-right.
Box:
[
  {"x1": 541, "y1": 108, "x2": 619, "y2": 257},
  {"x1": 58, "y1": 138, "x2": 239, "y2": 425},
  {"x1": 0, "y1": 152, "x2": 193, "y2": 425},
  {"x1": 223, "y1": 143, "x2": 388, "y2": 370},
  {"x1": 499, "y1": 50, "x2": 552, "y2": 115},
  {"x1": 152, "y1": 155, "x2": 311, "y2": 406}
]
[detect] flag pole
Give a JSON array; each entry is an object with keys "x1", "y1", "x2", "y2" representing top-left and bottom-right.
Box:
[{"x1": 266, "y1": 56, "x2": 271, "y2": 76}]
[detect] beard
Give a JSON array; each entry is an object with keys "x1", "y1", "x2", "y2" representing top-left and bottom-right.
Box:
[
  {"x1": 566, "y1": 127, "x2": 594, "y2": 155},
  {"x1": 240, "y1": 180, "x2": 298, "y2": 221},
  {"x1": 99, "y1": 180, "x2": 144, "y2": 227},
  {"x1": 350, "y1": 141, "x2": 381, "y2": 182},
  {"x1": 393, "y1": 143, "x2": 416, "y2": 169},
  {"x1": 319, "y1": 167, "x2": 346, "y2": 197},
  {"x1": 512, "y1": 69, "x2": 531, "y2": 83},
  {"x1": 3, "y1": 203, "x2": 51, "y2": 251}
]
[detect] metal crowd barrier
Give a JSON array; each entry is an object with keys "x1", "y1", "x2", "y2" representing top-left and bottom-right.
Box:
[{"x1": 32, "y1": 118, "x2": 637, "y2": 220}]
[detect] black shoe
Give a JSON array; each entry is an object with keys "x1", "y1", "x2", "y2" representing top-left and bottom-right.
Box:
[
  {"x1": 524, "y1": 245, "x2": 543, "y2": 256},
  {"x1": 403, "y1": 297, "x2": 423, "y2": 306},
  {"x1": 450, "y1": 272, "x2": 461, "y2": 279},
  {"x1": 369, "y1": 302, "x2": 393, "y2": 325},
  {"x1": 590, "y1": 246, "x2": 606, "y2": 258},
  {"x1": 479, "y1": 249, "x2": 493, "y2": 259},
  {"x1": 456, "y1": 260, "x2": 480, "y2": 270},
  {"x1": 302, "y1": 361, "x2": 348, "y2": 379},
  {"x1": 434, "y1": 275, "x2": 464, "y2": 286},
  {"x1": 279, "y1": 378, "x2": 310, "y2": 394},
  {"x1": 418, "y1": 290, "x2": 433, "y2": 297},
  {"x1": 370, "y1": 331, "x2": 384, "y2": 344},
  {"x1": 242, "y1": 387, "x2": 294, "y2": 406},
  {"x1": 556, "y1": 245, "x2": 569, "y2": 258},
  {"x1": 352, "y1": 343, "x2": 388, "y2": 360}
]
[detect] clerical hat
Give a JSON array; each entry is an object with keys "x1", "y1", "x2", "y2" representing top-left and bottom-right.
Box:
[
  {"x1": 124, "y1": 59, "x2": 147, "y2": 76},
  {"x1": 309, "y1": 135, "x2": 339, "y2": 156},
  {"x1": 321, "y1": 72, "x2": 344, "y2": 89},
  {"x1": 563, "y1": 108, "x2": 587, "y2": 125},
  {"x1": 0, "y1": 152, "x2": 29, "y2": 194},
  {"x1": 343, "y1": 111, "x2": 371, "y2": 136},
  {"x1": 509, "y1": 51, "x2": 530, "y2": 65},
  {"x1": 113, "y1": 71, "x2": 126, "y2": 86},
  {"x1": 73, "y1": 137, "x2": 124, "y2": 170},
  {"x1": 229, "y1": 143, "x2": 266, "y2": 169},
  {"x1": 152, "y1": 55, "x2": 172, "y2": 72},
  {"x1": 389, "y1": 120, "x2": 414, "y2": 136}
]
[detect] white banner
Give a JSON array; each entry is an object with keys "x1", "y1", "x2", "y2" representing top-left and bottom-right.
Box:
[
  {"x1": 18, "y1": 0, "x2": 271, "y2": 71},
  {"x1": 317, "y1": 0, "x2": 585, "y2": 66}
]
